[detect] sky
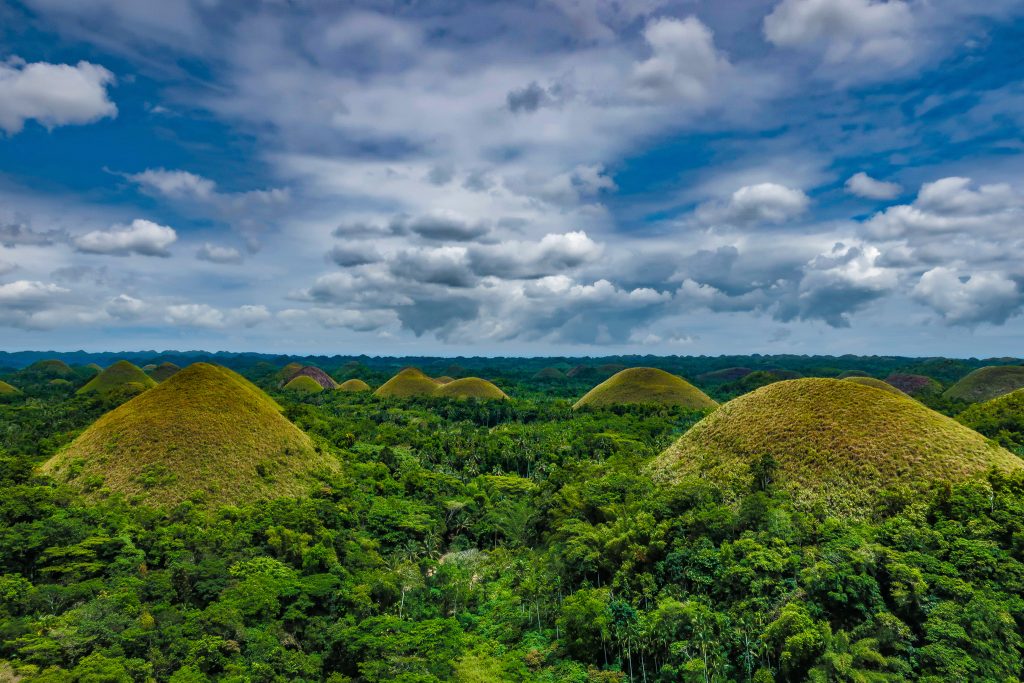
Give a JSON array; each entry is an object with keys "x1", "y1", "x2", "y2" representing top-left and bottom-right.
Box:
[{"x1": 1, "y1": 0, "x2": 1023, "y2": 357}]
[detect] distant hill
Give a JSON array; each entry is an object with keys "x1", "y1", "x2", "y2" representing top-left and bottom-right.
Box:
[
  {"x1": 374, "y1": 368, "x2": 441, "y2": 398},
  {"x1": 435, "y1": 377, "x2": 508, "y2": 400},
  {"x1": 78, "y1": 361, "x2": 157, "y2": 397},
  {"x1": 698, "y1": 367, "x2": 754, "y2": 383},
  {"x1": 653, "y1": 378, "x2": 1020, "y2": 514},
  {"x1": 532, "y1": 367, "x2": 566, "y2": 380},
  {"x1": 574, "y1": 368, "x2": 717, "y2": 410},
  {"x1": 148, "y1": 362, "x2": 181, "y2": 382},
  {"x1": 843, "y1": 376, "x2": 907, "y2": 396},
  {"x1": 945, "y1": 366, "x2": 1024, "y2": 403},
  {"x1": 885, "y1": 373, "x2": 942, "y2": 397},
  {"x1": 27, "y1": 359, "x2": 76, "y2": 378},
  {"x1": 337, "y1": 379, "x2": 371, "y2": 392},
  {"x1": 284, "y1": 375, "x2": 324, "y2": 393},
  {"x1": 290, "y1": 366, "x2": 338, "y2": 390},
  {"x1": 43, "y1": 363, "x2": 336, "y2": 506}
]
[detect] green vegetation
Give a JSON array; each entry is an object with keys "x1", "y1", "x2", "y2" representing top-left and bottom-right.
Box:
[
  {"x1": 337, "y1": 378, "x2": 372, "y2": 392},
  {"x1": 148, "y1": 361, "x2": 181, "y2": 382},
  {"x1": 843, "y1": 375, "x2": 907, "y2": 396},
  {"x1": 944, "y1": 365, "x2": 1024, "y2": 402},
  {"x1": 885, "y1": 372, "x2": 943, "y2": 397},
  {"x1": 434, "y1": 377, "x2": 508, "y2": 400},
  {"x1": 655, "y1": 378, "x2": 1020, "y2": 513},
  {"x1": 277, "y1": 361, "x2": 304, "y2": 382},
  {"x1": 77, "y1": 360, "x2": 157, "y2": 397},
  {"x1": 958, "y1": 388, "x2": 1024, "y2": 453},
  {"x1": 44, "y1": 363, "x2": 336, "y2": 506},
  {"x1": 532, "y1": 367, "x2": 566, "y2": 380},
  {"x1": 0, "y1": 380, "x2": 20, "y2": 395},
  {"x1": 574, "y1": 367, "x2": 717, "y2": 410},
  {"x1": 27, "y1": 359, "x2": 75, "y2": 378},
  {"x1": 374, "y1": 367, "x2": 442, "y2": 398},
  {"x1": 284, "y1": 375, "x2": 326, "y2": 393}
]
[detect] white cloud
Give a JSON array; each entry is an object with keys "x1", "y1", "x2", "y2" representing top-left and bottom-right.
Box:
[
  {"x1": 913, "y1": 266, "x2": 1022, "y2": 326},
  {"x1": 394, "y1": 211, "x2": 491, "y2": 242},
  {"x1": 128, "y1": 168, "x2": 215, "y2": 200},
  {"x1": 164, "y1": 303, "x2": 271, "y2": 328},
  {"x1": 73, "y1": 219, "x2": 178, "y2": 257},
  {"x1": 469, "y1": 230, "x2": 604, "y2": 278},
  {"x1": 0, "y1": 279, "x2": 69, "y2": 307},
  {"x1": 196, "y1": 242, "x2": 243, "y2": 264},
  {"x1": 0, "y1": 57, "x2": 117, "y2": 134},
  {"x1": 632, "y1": 16, "x2": 732, "y2": 103},
  {"x1": 698, "y1": 182, "x2": 810, "y2": 226},
  {"x1": 845, "y1": 172, "x2": 902, "y2": 200},
  {"x1": 105, "y1": 293, "x2": 146, "y2": 319}
]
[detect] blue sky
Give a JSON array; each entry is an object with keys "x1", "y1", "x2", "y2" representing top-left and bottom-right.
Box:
[{"x1": 1, "y1": 0, "x2": 1024, "y2": 356}]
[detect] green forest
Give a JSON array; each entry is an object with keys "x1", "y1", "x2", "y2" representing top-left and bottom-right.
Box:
[{"x1": 1, "y1": 353, "x2": 1024, "y2": 682}]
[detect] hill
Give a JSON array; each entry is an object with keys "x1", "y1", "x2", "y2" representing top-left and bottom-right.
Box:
[
  {"x1": 148, "y1": 362, "x2": 181, "y2": 382},
  {"x1": 434, "y1": 376, "x2": 456, "y2": 384},
  {"x1": 532, "y1": 367, "x2": 566, "y2": 380},
  {"x1": 957, "y1": 389, "x2": 1024, "y2": 451},
  {"x1": 77, "y1": 360, "x2": 157, "y2": 397},
  {"x1": 573, "y1": 367, "x2": 717, "y2": 410},
  {"x1": 836, "y1": 370, "x2": 871, "y2": 378},
  {"x1": 434, "y1": 377, "x2": 508, "y2": 400},
  {"x1": 374, "y1": 368, "x2": 440, "y2": 398},
  {"x1": 27, "y1": 359, "x2": 76, "y2": 378},
  {"x1": 697, "y1": 367, "x2": 754, "y2": 383},
  {"x1": 337, "y1": 379, "x2": 371, "y2": 392},
  {"x1": 653, "y1": 378, "x2": 1020, "y2": 513},
  {"x1": 885, "y1": 373, "x2": 942, "y2": 397},
  {"x1": 843, "y1": 376, "x2": 907, "y2": 396},
  {"x1": 43, "y1": 363, "x2": 335, "y2": 506},
  {"x1": 944, "y1": 366, "x2": 1024, "y2": 403},
  {"x1": 0, "y1": 380, "x2": 20, "y2": 395},
  {"x1": 284, "y1": 375, "x2": 324, "y2": 393},
  {"x1": 277, "y1": 362, "x2": 304, "y2": 382},
  {"x1": 291, "y1": 366, "x2": 338, "y2": 390}
]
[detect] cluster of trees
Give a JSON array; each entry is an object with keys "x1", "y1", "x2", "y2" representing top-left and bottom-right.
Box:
[{"x1": 0, "y1": 362, "x2": 1022, "y2": 681}]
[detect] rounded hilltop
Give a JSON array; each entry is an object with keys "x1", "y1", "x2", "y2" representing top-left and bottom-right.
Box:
[
  {"x1": 284, "y1": 375, "x2": 324, "y2": 393},
  {"x1": 78, "y1": 360, "x2": 157, "y2": 397},
  {"x1": 288, "y1": 366, "x2": 338, "y2": 390},
  {"x1": 337, "y1": 378, "x2": 371, "y2": 392},
  {"x1": 532, "y1": 367, "x2": 566, "y2": 381},
  {"x1": 573, "y1": 367, "x2": 717, "y2": 410},
  {"x1": 148, "y1": 362, "x2": 181, "y2": 382},
  {"x1": 885, "y1": 373, "x2": 942, "y2": 397},
  {"x1": 435, "y1": 377, "x2": 508, "y2": 400},
  {"x1": 43, "y1": 363, "x2": 336, "y2": 507},
  {"x1": 653, "y1": 378, "x2": 1021, "y2": 514},
  {"x1": 28, "y1": 359, "x2": 75, "y2": 378},
  {"x1": 374, "y1": 368, "x2": 440, "y2": 398},
  {"x1": 957, "y1": 388, "x2": 1024, "y2": 451},
  {"x1": 945, "y1": 366, "x2": 1024, "y2": 403},
  {"x1": 842, "y1": 376, "x2": 907, "y2": 396}
]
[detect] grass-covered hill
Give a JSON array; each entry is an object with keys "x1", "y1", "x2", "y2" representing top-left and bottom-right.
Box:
[
  {"x1": 434, "y1": 377, "x2": 509, "y2": 400},
  {"x1": 284, "y1": 375, "x2": 325, "y2": 393},
  {"x1": 77, "y1": 360, "x2": 157, "y2": 397},
  {"x1": 290, "y1": 366, "x2": 338, "y2": 390},
  {"x1": 43, "y1": 363, "x2": 336, "y2": 506},
  {"x1": 24, "y1": 359, "x2": 76, "y2": 380},
  {"x1": 532, "y1": 367, "x2": 566, "y2": 380},
  {"x1": 885, "y1": 373, "x2": 943, "y2": 397},
  {"x1": 433, "y1": 376, "x2": 456, "y2": 384},
  {"x1": 697, "y1": 367, "x2": 754, "y2": 383},
  {"x1": 957, "y1": 389, "x2": 1024, "y2": 452},
  {"x1": 0, "y1": 380, "x2": 20, "y2": 395},
  {"x1": 374, "y1": 368, "x2": 440, "y2": 398},
  {"x1": 654, "y1": 378, "x2": 1021, "y2": 513},
  {"x1": 843, "y1": 376, "x2": 907, "y2": 396},
  {"x1": 573, "y1": 367, "x2": 717, "y2": 410},
  {"x1": 944, "y1": 366, "x2": 1024, "y2": 403},
  {"x1": 277, "y1": 362, "x2": 304, "y2": 383},
  {"x1": 337, "y1": 378, "x2": 371, "y2": 392},
  {"x1": 148, "y1": 362, "x2": 181, "y2": 382}
]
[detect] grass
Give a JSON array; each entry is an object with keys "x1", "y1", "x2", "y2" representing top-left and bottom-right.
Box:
[
  {"x1": 291, "y1": 366, "x2": 339, "y2": 389},
  {"x1": 434, "y1": 377, "x2": 509, "y2": 400},
  {"x1": 277, "y1": 362, "x2": 304, "y2": 382},
  {"x1": 0, "y1": 380, "x2": 20, "y2": 394},
  {"x1": 374, "y1": 368, "x2": 440, "y2": 398},
  {"x1": 885, "y1": 373, "x2": 943, "y2": 397},
  {"x1": 843, "y1": 376, "x2": 907, "y2": 396},
  {"x1": 148, "y1": 362, "x2": 181, "y2": 382},
  {"x1": 434, "y1": 376, "x2": 456, "y2": 384},
  {"x1": 43, "y1": 363, "x2": 336, "y2": 507},
  {"x1": 944, "y1": 366, "x2": 1024, "y2": 403},
  {"x1": 532, "y1": 367, "x2": 566, "y2": 380},
  {"x1": 653, "y1": 378, "x2": 1021, "y2": 514},
  {"x1": 337, "y1": 379, "x2": 371, "y2": 392},
  {"x1": 78, "y1": 360, "x2": 157, "y2": 396},
  {"x1": 573, "y1": 367, "x2": 718, "y2": 410},
  {"x1": 284, "y1": 375, "x2": 324, "y2": 393},
  {"x1": 28, "y1": 359, "x2": 75, "y2": 377},
  {"x1": 957, "y1": 388, "x2": 1024, "y2": 452}
]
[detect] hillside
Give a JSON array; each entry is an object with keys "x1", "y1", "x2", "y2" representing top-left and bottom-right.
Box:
[
  {"x1": 885, "y1": 373, "x2": 943, "y2": 397},
  {"x1": 291, "y1": 366, "x2": 339, "y2": 389},
  {"x1": 43, "y1": 363, "x2": 335, "y2": 506},
  {"x1": 532, "y1": 367, "x2": 566, "y2": 380},
  {"x1": 77, "y1": 360, "x2": 157, "y2": 396},
  {"x1": 843, "y1": 376, "x2": 907, "y2": 396},
  {"x1": 277, "y1": 362, "x2": 304, "y2": 382},
  {"x1": 945, "y1": 366, "x2": 1024, "y2": 403},
  {"x1": 284, "y1": 375, "x2": 324, "y2": 393},
  {"x1": 573, "y1": 367, "x2": 717, "y2": 410},
  {"x1": 957, "y1": 388, "x2": 1024, "y2": 451},
  {"x1": 337, "y1": 379, "x2": 371, "y2": 392},
  {"x1": 27, "y1": 359, "x2": 76, "y2": 378},
  {"x1": 653, "y1": 378, "x2": 1020, "y2": 513},
  {"x1": 434, "y1": 377, "x2": 508, "y2": 400},
  {"x1": 148, "y1": 362, "x2": 181, "y2": 382},
  {"x1": 0, "y1": 380, "x2": 20, "y2": 395},
  {"x1": 374, "y1": 368, "x2": 440, "y2": 398}
]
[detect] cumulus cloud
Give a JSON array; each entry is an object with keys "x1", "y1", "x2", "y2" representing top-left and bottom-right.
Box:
[
  {"x1": 328, "y1": 242, "x2": 381, "y2": 267},
  {"x1": 196, "y1": 242, "x2": 243, "y2": 264},
  {"x1": 697, "y1": 183, "x2": 810, "y2": 226},
  {"x1": 390, "y1": 246, "x2": 475, "y2": 288},
  {"x1": 105, "y1": 293, "x2": 146, "y2": 320},
  {"x1": 128, "y1": 168, "x2": 215, "y2": 200},
  {"x1": 845, "y1": 172, "x2": 902, "y2": 199},
  {"x1": 0, "y1": 221, "x2": 63, "y2": 247},
  {"x1": 165, "y1": 303, "x2": 271, "y2": 328},
  {"x1": 632, "y1": 17, "x2": 732, "y2": 103},
  {"x1": 73, "y1": 219, "x2": 177, "y2": 256},
  {"x1": 0, "y1": 279, "x2": 69, "y2": 308},
  {"x1": 469, "y1": 231, "x2": 604, "y2": 279},
  {"x1": 0, "y1": 57, "x2": 117, "y2": 134},
  {"x1": 913, "y1": 267, "x2": 1022, "y2": 326},
  {"x1": 764, "y1": 0, "x2": 916, "y2": 73},
  {"x1": 392, "y1": 211, "x2": 491, "y2": 242}
]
